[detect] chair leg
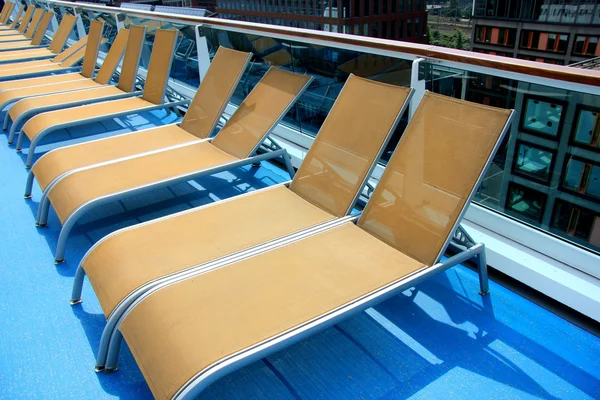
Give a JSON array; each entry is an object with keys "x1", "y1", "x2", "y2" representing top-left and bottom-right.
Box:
[{"x1": 477, "y1": 245, "x2": 490, "y2": 296}]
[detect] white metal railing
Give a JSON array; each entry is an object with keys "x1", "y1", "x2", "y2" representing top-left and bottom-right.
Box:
[{"x1": 29, "y1": 0, "x2": 600, "y2": 297}]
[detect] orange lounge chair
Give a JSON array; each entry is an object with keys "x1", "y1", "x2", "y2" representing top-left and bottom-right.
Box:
[{"x1": 101, "y1": 92, "x2": 514, "y2": 399}]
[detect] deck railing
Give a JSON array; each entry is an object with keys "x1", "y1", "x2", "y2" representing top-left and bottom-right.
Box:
[{"x1": 31, "y1": 0, "x2": 600, "y2": 280}]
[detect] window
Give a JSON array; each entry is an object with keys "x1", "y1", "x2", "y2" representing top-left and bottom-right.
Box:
[
  {"x1": 506, "y1": 182, "x2": 547, "y2": 223},
  {"x1": 520, "y1": 96, "x2": 565, "y2": 137},
  {"x1": 573, "y1": 35, "x2": 600, "y2": 56},
  {"x1": 497, "y1": 27, "x2": 516, "y2": 46},
  {"x1": 408, "y1": 0, "x2": 413, "y2": 12},
  {"x1": 513, "y1": 141, "x2": 555, "y2": 184},
  {"x1": 475, "y1": 26, "x2": 492, "y2": 43},
  {"x1": 415, "y1": 18, "x2": 420, "y2": 36},
  {"x1": 406, "y1": 18, "x2": 412, "y2": 38},
  {"x1": 562, "y1": 156, "x2": 600, "y2": 199},
  {"x1": 372, "y1": 23, "x2": 379, "y2": 38},
  {"x1": 520, "y1": 30, "x2": 569, "y2": 54},
  {"x1": 572, "y1": 106, "x2": 600, "y2": 149},
  {"x1": 552, "y1": 200, "x2": 600, "y2": 249},
  {"x1": 391, "y1": 0, "x2": 397, "y2": 13}
]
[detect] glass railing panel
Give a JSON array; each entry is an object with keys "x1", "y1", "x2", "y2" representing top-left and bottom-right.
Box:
[
  {"x1": 200, "y1": 25, "x2": 411, "y2": 161},
  {"x1": 423, "y1": 62, "x2": 600, "y2": 254}
]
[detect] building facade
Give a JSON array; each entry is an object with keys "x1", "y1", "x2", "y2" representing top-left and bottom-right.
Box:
[
  {"x1": 471, "y1": 0, "x2": 600, "y2": 65},
  {"x1": 216, "y1": 0, "x2": 428, "y2": 42}
]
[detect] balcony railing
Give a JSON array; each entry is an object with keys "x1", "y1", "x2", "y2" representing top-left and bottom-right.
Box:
[{"x1": 31, "y1": 0, "x2": 600, "y2": 287}]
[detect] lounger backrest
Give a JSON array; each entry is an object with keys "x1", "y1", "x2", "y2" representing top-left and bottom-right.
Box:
[
  {"x1": 47, "y1": 14, "x2": 76, "y2": 53},
  {"x1": 30, "y1": 11, "x2": 54, "y2": 46},
  {"x1": 357, "y1": 92, "x2": 512, "y2": 266},
  {"x1": 80, "y1": 20, "x2": 104, "y2": 79},
  {"x1": 141, "y1": 28, "x2": 178, "y2": 105},
  {"x1": 0, "y1": 2, "x2": 14, "y2": 24},
  {"x1": 53, "y1": 34, "x2": 88, "y2": 63},
  {"x1": 17, "y1": 6, "x2": 34, "y2": 33},
  {"x1": 0, "y1": 3, "x2": 7, "y2": 23},
  {"x1": 179, "y1": 46, "x2": 251, "y2": 139},
  {"x1": 9, "y1": 5, "x2": 24, "y2": 28},
  {"x1": 289, "y1": 75, "x2": 411, "y2": 218},
  {"x1": 95, "y1": 28, "x2": 130, "y2": 85},
  {"x1": 24, "y1": 8, "x2": 43, "y2": 38},
  {"x1": 211, "y1": 68, "x2": 311, "y2": 159},
  {"x1": 116, "y1": 25, "x2": 146, "y2": 91}
]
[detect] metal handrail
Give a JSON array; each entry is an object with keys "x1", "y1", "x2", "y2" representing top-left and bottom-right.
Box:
[{"x1": 34, "y1": 0, "x2": 600, "y2": 88}]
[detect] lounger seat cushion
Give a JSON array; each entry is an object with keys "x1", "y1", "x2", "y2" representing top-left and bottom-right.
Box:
[
  {"x1": 0, "y1": 79, "x2": 102, "y2": 105},
  {"x1": 0, "y1": 58, "x2": 55, "y2": 70},
  {"x1": 0, "y1": 72, "x2": 83, "y2": 91},
  {"x1": 32, "y1": 125, "x2": 199, "y2": 191},
  {"x1": 120, "y1": 221, "x2": 424, "y2": 400},
  {"x1": 0, "y1": 33, "x2": 26, "y2": 40},
  {"x1": 0, "y1": 40, "x2": 37, "y2": 50},
  {"x1": 0, "y1": 30, "x2": 22, "y2": 36},
  {"x1": 0, "y1": 62, "x2": 63, "y2": 77},
  {"x1": 47, "y1": 140, "x2": 239, "y2": 222},
  {"x1": 0, "y1": 48, "x2": 54, "y2": 62},
  {"x1": 84, "y1": 185, "x2": 335, "y2": 316},
  {"x1": 13, "y1": 86, "x2": 134, "y2": 123}
]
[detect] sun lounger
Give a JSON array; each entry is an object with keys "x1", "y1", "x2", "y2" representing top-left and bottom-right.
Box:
[
  {"x1": 0, "y1": 13, "x2": 76, "y2": 64},
  {"x1": 34, "y1": 67, "x2": 313, "y2": 263},
  {"x1": 4, "y1": 24, "x2": 136, "y2": 144},
  {"x1": 0, "y1": 3, "x2": 23, "y2": 31},
  {"x1": 0, "y1": 29, "x2": 87, "y2": 68},
  {"x1": 0, "y1": 4, "x2": 32, "y2": 35},
  {"x1": 67, "y1": 74, "x2": 413, "y2": 370},
  {"x1": 26, "y1": 46, "x2": 252, "y2": 200},
  {"x1": 0, "y1": 9, "x2": 49, "y2": 49},
  {"x1": 14, "y1": 28, "x2": 185, "y2": 165},
  {"x1": 98, "y1": 91, "x2": 514, "y2": 399},
  {"x1": 0, "y1": 2, "x2": 16, "y2": 26}
]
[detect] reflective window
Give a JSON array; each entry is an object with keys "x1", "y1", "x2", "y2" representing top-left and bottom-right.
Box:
[
  {"x1": 513, "y1": 141, "x2": 554, "y2": 183},
  {"x1": 506, "y1": 182, "x2": 547, "y2": 223},
  {"x1": 572, "y1": 106, "x2": 600, "y2": 149},
  {"x1": 520, "y1": 30, "x2": 569, "y2": 54},
  {"x1": 562, "y1": 157, "x2": 600, "y2": 199},
  {"x1": 521, "y1": 96, "x2": 564, "y2": 137},
  {"x1": 552, "y1": 200, "x2": 600, "y2": 250},
  {"x1": 573, "y1": 35, "x2": 599, "y2": 56}
]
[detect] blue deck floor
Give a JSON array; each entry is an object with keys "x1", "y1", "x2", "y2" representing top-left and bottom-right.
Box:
[{"x1": 0, "y1": 110, "x2": 598, "y2": 399}]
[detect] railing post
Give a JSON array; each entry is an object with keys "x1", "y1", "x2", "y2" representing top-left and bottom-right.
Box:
[
  {"x1": 195, "y1": 25, "x2": 211, "y2": 83},
  {"x1": 115, "y1": 12, "x2": 126, "y2": 31},
  {"x1": 409, "y1": 58, "x2": 425, "y2": 120},
  {"x1": 74, "y1": 7, "x2": 87, "y2": 39},
  {"x1": 50, "y1": 14, "x2": 59, "y2": 33}
]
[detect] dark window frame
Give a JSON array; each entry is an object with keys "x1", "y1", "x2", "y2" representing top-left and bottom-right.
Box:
[
  {"x1": 559, "y1": 154, "x2": 600, "y2": 201},
  {"x1": 505, "y1": 181, "x2": 548, "y2": 223},
  {"x1": 519, "y1": 94, "x2": 568, "y2": 139},
  {"x1": 570, "y1": 104, "x2": 600, "y2": 152},
  {"x1": 511, "y1": 139, "x2": 557, "y2": 185}
]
